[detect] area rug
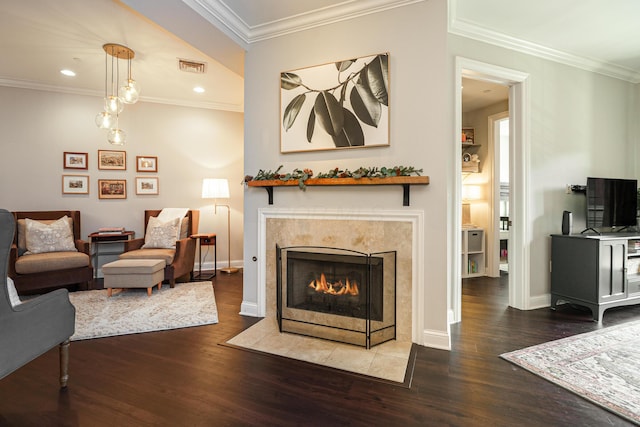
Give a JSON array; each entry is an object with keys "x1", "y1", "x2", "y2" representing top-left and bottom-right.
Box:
[
  {"x1": 501, "y1": 320, "x2": 640, "y2": 424},
  {"x1": 226, "y1": 318, "x2": 415, "y2": 385},
  {"x1": 68, "y1": 282, "x2": 218, "y2": 341}
]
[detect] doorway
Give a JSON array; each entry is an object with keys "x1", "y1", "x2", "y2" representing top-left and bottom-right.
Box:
[
  {"x1": 488, "y1": 112, "x2": 509, "y2": 276},
  {"x1": 452, "y1": 57, "x2": 530, "y2": 324}
]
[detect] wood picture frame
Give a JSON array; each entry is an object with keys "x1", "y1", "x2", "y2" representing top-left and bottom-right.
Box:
[
  {"x1": 280, "y1": 52, "x2": 390, "y2": 153},
  {"x1": 98, "y1": 150, "x2": 126, "y2": 170},
  {"x1": 98, "y1": 179, "x2": 126, "y2": 199},
  {"x1": 63, "y1": 152, "x2": 88, "y2": 169},
  {"x1": 135, "y1": 177, "x2": 159, "y2": 195},
  {"x1": 62, "y1": 175, "x2": 89, "y2": 194},
  {"x1": 136, "y1": 156, "x2": 158, "y2": 172}
]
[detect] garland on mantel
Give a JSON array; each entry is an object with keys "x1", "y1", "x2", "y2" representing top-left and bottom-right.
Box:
[{"x1": 243, "y1": 165, "x2": 423, "y2": 189}]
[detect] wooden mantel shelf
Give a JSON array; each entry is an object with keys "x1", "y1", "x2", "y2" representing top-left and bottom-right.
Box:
[{"x1": 246, "y1": 176, "x2": 429, "y2": 206}]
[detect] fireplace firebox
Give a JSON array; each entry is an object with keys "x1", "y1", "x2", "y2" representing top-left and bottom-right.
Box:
[{"x1": 277, "y1": 246, "x2": 396, "y2": 348}]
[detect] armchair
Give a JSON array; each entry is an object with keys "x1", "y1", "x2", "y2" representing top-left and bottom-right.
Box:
[
  {"x1": 9, "y1": 211, "x2": 93, "y2": 295},
  {"x1": 120, "y1": 210, "x2": 199, "y2": 287},
  {"x1": 0, "y1": 209, "x2": 76, "y2": 388}
]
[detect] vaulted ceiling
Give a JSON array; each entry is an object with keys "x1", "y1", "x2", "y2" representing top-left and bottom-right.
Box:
[{"x1": 1, "y1": 0, "x2": 638, "y2": 112}]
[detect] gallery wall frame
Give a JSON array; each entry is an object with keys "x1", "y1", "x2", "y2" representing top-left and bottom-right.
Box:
[
  {"x1": 98, "y1": 179, "x2": 126, "y2": 199},
  {"x1": 98, "y1": 150, "x2": 126, "y2": 170},
  {"x1": 62, "y1": 175, "x2": 89, "y2": 194},
  {"x1": 135, "y1": 177, "x2": 159, "y2": 195},
  {"x1": 280, "y1": 52, "x2": 390, "y2": 153},
  {"x1": 136, "y1": 156, "x2": 158, "y2": 172},
  {"x1": 63, "y1": 152, "x2": 88, "y2": 169}
]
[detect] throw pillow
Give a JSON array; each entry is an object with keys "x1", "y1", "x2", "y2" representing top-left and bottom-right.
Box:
[
  {"x1": 18, "y1": 217, "x2": 74, "y2": 256},
  {"x1": 7, "y1": 277, "x2": 21, "y2": 307},
  {"x1": 142, "y1": 216, "x2": 180, "y2": 249},
  {"x1": 25, "y1": 216, "x2": 77, "y2": 254}
]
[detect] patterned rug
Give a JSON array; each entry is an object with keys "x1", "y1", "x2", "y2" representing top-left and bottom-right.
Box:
[
  {"x1": 68, "y1": 282, "x2": 218, "y2": 341},
  {"x1": 501, "y1": 320, "x2": 640, "y2": 424}
]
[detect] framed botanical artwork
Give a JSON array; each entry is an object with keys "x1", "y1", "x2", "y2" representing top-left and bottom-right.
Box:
[
  {"x1": 98, "y1": 179, "x2": 126, "y2": 199},
  {"x1": 63, "y1": 152, "x2": 88, "y2": 169},
  {"x1": 135, "y1": 177, "x2": 159, "y2": 195},
  {"x1": 62, "y1": 175, "x2": 89, "y2": 194},
  {"x1": 462, "y1": 128, "x2": 475, "y2": 144},
  {"x1": 280, "y1": 52, "x2": 389, "y2": 153},
  {"x1": 98, "y1": 150, "x2": 126, "y2": 170},
  {"x1": 136, "y1": 156, "x2": 158, "y2": 172}
]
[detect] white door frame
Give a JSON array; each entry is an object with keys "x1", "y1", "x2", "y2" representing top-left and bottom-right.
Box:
[
  {"x1": 487, "y1": 111, "x2": 509, "y2": 277},
  {"x1": 452, "y1": 57, "x2": 530, "y2": 324}
]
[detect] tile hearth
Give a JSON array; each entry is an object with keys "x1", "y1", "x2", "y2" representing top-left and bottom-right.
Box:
[{"x1": 227, "y1": 318, "x2": 412, "y2": 383}]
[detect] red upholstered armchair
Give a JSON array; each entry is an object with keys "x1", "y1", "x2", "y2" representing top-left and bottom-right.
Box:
[
  {"x1": 9, "y1": 211, "x2": 93, "y2": 295},
  {"x1": 120, "y1": 210, "x2": 199, "y2": 287}
]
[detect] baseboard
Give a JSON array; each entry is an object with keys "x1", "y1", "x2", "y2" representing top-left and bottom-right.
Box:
[
  {"x1": 422, "y1": 328, "x2": 451, "y2": 350},
  {"x1": 529, "y1": 294, "x2": 551, "y2": 310},
  {"x1": 198, "y1": 260, "x2": 243, "y2": 272},
  {"x1": 240, "y1": 301, "x2": 259, "y2": 317}
]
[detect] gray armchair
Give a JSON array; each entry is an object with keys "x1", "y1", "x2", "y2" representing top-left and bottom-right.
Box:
[{"x1": 0, "y1": 209, "x2": 76, "y2": 388}]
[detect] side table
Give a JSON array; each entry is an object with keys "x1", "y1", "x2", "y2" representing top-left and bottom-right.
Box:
[
  {"x1": 191, "y1": 233, "x2": 216, "y2": 280},
  {"x1": 88, "y1": 231, "x2": 135, "y2": 279}
]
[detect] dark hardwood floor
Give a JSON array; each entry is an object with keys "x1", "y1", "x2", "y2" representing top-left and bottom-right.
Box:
[{"x1": 1, "y1": 272, "x2": 638, "y2": 426}]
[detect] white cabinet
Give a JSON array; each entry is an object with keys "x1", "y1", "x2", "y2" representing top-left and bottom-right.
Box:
[{"x1": 462, "y1": 228, "x2": 485, "y2": 278}]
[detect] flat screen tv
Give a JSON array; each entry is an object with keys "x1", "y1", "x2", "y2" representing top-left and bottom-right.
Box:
[{"x1": 586, "y1": 177, "x2": 638, "y2": 231}]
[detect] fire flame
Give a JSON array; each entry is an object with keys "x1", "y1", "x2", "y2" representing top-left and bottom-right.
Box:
[{"x1": 308, "y1": 273, "x2": 359, "y2": 296}]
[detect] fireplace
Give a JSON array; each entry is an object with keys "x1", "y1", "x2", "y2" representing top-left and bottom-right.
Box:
[{"x1": 277, "y1": 246, "x2": 396, "y2": 348}]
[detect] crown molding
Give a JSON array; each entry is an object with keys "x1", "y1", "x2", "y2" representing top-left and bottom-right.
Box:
[
  {"x1": 186, "y1": 0, "x2": 426, "y2": 45},
  {"x1": 0, "y1": 78, "x2": 244, "y2": 112},
  {"x1": 182, "y1": 0, "x2": 250, "y2": 48},
  {"x1": 448, "y1": 1, "x2": 640, "y2": 83}
]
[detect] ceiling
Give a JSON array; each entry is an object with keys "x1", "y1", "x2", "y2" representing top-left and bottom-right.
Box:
[{"x1": 1, "y1": 0, "x2": 639, "y2": 113}]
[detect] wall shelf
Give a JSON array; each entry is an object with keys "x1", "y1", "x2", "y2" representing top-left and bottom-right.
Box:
[{"x1": 246, "y1": 176, "x2": 429, "y2": 206}]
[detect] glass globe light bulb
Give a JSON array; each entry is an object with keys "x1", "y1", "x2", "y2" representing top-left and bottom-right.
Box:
[
  {"x1": 107, "y1": 128, "x2": 126, "y2": 145},
  {"x1": 119, "y1": 79, "x2": 140, "y2": 104},
  {"x1": 95, "y1": 111, "x2": 114, "y2": 129},
  {"x1": 105, "y1": 96, "x2": 123, "y2": 115}
]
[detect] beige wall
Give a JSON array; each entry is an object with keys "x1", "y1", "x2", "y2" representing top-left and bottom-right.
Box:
[
  {"x1": 242, "y1": 0, "x2": 452, "y2": 347},
  {"x1": 243, "y1": 0, "x2": 639, "y2": 348},
  {"x1": 0, "y1": 86, "x2": 244, "y2": 272},
  {"x1": 450, "y1": 33, "x2": 638, "y2": 304}
]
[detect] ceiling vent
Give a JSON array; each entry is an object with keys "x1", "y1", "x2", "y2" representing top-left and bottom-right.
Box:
[{"x1": 178, "y1": 59, "x2": 207, "y2": 74}]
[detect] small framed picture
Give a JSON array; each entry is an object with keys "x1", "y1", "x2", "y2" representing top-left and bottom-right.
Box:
[
  {"x1": 136, "y1": 177, "x2": 159, "y2": 195},
  {"x1": 62, "y1": 175, "x2": 89, "y2": 194},
  {"x1": 462, "y1": 128, "x2": 475, "y2": 144},
  {"x1": 98, "y1": 150, "x2": 126, "y2": 170},
  {"x1": 63, "y1": 152, "x2": 88, "y2": 169},
  {"x1": 98, "y1": 179, "x2": 127, "y2": 199},
  {"x1": 136, "y1": 156, "x2": 158, "y2": 172}
]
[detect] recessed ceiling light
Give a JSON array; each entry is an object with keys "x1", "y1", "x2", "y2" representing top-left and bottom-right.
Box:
[
  {"x1": 60, "y1": 69, "x2": 76, "y2": 77},
  {"x1": 193, "y1": 86, "x2": 205, "y2": 93}
]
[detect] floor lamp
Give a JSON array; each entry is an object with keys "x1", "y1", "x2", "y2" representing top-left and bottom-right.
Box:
[{"x1": 202, "y1": 178, "x2": 239, "y2": 274}]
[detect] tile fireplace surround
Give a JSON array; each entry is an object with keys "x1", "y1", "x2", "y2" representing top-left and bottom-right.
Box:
[{"x1": 256, "y1": 208, "x2": 424, "y2": 344}]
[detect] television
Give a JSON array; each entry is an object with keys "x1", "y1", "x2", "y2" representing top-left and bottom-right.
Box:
[{"x1": 585, "y1": 177, "x2": 638, "y2": 231}]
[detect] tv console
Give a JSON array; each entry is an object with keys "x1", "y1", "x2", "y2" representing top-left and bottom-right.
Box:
[{"x1": 550, "y1": 233, "x2": 640, "y2": 322}]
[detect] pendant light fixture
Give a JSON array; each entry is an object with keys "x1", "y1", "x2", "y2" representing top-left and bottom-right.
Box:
[{"x1": 95, "y1": 43, "x2": 140, "y2": 145}]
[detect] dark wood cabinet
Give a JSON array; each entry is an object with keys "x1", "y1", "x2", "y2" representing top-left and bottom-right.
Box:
[{"x1": 551, "y1": 234, "x2": 640, "y2": 321}]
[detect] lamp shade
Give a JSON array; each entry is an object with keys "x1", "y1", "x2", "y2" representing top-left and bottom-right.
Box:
[
  {"x1": 462, "y1": 184, "x2": 482, "y2": 201},
  {"x1": 202, "y1": 178, "x2": 230, "y2": 199}
]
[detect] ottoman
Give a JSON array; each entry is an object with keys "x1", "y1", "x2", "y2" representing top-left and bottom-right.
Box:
[{"x1": 102, "y1": 259, "x2": 165, "y2": 297}]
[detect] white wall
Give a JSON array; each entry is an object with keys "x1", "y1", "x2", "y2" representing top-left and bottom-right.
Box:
[
  {"x1": 0, "y1": 86, "x2": 244, "y2": 271},
  {"x1": 243, "y1": 1, "x2": 452, "y2": 347},
  {"x1": 449, "y1": 34, "x2": 638, "y2": 302}
]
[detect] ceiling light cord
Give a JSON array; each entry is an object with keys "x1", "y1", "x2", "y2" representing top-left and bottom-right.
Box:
[{"x1": 95, "y1": 43, "x2": 140, "y2": 145}]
